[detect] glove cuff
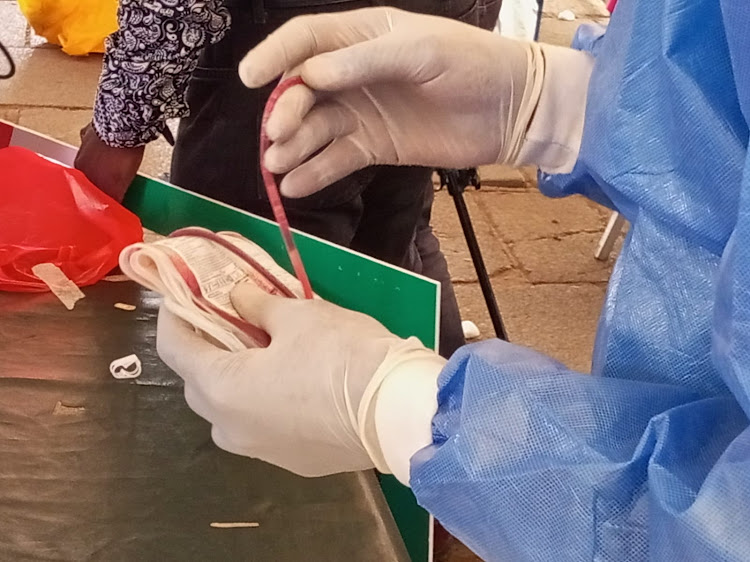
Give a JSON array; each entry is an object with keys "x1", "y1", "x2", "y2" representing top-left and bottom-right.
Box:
[
  {"x1": 514, "y1": 44, "x2": 594, "y2": 174},
  {"x1": 357, "y1": 337, "x2": 445, "y2": 485}
]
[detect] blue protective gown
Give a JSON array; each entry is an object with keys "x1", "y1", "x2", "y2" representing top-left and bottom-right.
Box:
[{"x1": 410, "y1": 0, "x2": 750, "y2": 559}]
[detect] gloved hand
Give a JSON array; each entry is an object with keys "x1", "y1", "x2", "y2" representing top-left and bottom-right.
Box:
[
  {"x1": 74, "y1": 123, "x2": 144, "y2": 203},
  {"x1": 239, "y1": 8, "x2": 593, "y2": 198},
  {"x1": 156, "y1": 282, "x2": 445, "y2": 478}
]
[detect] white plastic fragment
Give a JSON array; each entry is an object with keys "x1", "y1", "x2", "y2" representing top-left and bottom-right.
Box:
[
  {"x1": 110, "y1": 354, "x2": 142, "y2": 379},
  {"x1": 114, "y1": 302, "x2": 136, "y2": 311},
  {"x1": 557, "y1": 9, "x2": 576, "y2": 20},
  {"x1": 462, "y1": 320, "x2": 481, "y2": 340},
  {"x1": 31, "y1": 263, "x2": 85, "y2": 310},
  {"x1": 210, "y1": 522, "x2": 260, "y2": 529}
]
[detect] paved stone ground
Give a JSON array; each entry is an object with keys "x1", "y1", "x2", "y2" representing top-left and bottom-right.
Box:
[{"x1": 0, "y1": 1, "x2": 620, "y2": 559}]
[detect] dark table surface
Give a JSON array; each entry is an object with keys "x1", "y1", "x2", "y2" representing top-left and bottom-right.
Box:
[{"x1": 0, "y1": 281, "x2": 408, "y2": 561}]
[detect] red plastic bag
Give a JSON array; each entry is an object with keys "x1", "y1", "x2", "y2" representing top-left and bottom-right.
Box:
[{"x1": 0, "y1": 146, "x2": 143, "y2": 292}]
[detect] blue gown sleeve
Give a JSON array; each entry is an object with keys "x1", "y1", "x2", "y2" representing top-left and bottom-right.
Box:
[{"x1": 410, "y1": 341, "x2": 750, "y2": 561}]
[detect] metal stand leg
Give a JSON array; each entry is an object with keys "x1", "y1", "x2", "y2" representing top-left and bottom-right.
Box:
[
  {"x1": 595, "y1": 211, "x2": 626, "y2": 261},
  {"x1": 438, "y1": 169, "x2": 508, "y2": 341}
]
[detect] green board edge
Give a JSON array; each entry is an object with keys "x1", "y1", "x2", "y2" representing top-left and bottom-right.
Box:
[
  {"x1": 380, "y1": 474, "x2": 431, "y2": 562},
  {"x1": 124, "y1": 176, "x2": 434, "y2": 562}
]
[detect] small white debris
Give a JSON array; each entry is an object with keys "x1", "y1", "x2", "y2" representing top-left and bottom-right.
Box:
[
  {"x1": 32, "y1": 263, "x2": 85, "y2": 310},
  {"x1": 210, "y1": 522, "x2": 260, "y2": 529},
  {"x1": 114, "y1": 302, "x2": 136, "y2": 311},
  {"x1": 110, "y1": 354, "x2": 142, "y2": 379},
  {"x1": 104, "y1": 274, "x2": 131, "y2": 283},
  {"x1": 462, "y1": 320, "x2": 481, "y2": 340},
  {"x1": 53, "y1": 401, "x2": 86, "y2": 415},
  {"x1": 557, "y1": 9, "x2": 576, "y2": 20}
]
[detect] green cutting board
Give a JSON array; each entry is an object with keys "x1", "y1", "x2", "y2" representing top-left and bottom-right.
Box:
[{"x1": 124, "y1": 176, "x2": 440, "y2": 347}]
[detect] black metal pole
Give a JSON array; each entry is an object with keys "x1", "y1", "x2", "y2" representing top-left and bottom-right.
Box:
[
  {"x1": 534, "y1": 0, "x2": 544, "y2": 41},
  {"x1": 442, "y1": 170, "x2": 508, "y2": 341}
]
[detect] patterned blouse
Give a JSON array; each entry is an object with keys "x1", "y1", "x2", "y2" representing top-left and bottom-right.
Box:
[{"x1": 93, "y1": 0, "x2": 231, "y2": 147}]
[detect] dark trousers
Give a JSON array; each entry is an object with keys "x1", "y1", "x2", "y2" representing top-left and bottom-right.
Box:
[{"x1": 171, "y1": 0, "x2": 502, "y2": 357}]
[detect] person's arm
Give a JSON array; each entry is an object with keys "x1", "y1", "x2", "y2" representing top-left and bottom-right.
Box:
[
  {"x1": 74, "y1": 0, "x2": 230, "y2": 201},
  {"x1": 156, "y1": 278, "x2": 750, "y2": 561},
  {"x1": 237, "y1": 8, "x2": 593, "y2": 199},
  {"x1": 374, "y1": 337, "x2": 750, "y2": 562},
  {"x1": 93, "y1": 0, "x2": 230, "y2": 147}
]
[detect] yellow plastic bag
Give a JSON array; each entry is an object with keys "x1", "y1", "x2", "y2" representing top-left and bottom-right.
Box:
[{"x1": 17, "y1": 0, "x2": 118, "y2": 56}]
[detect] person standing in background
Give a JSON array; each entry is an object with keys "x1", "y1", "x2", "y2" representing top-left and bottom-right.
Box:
[{"x1": 73, "y1": 0, "x2": 502, "y2": 358}]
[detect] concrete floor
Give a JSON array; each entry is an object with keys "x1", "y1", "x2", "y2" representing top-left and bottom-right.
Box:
[{"x1": 0, "y1": 0, "x2": 617, "y2": 559}]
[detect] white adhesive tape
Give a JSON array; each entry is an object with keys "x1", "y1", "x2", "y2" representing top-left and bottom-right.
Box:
[{"x1": 32, "y1": 263, "x2": 85, "y2": 310}]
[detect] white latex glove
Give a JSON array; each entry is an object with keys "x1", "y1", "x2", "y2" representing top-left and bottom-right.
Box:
[
  {"x1": 156, "y1": 283, "x2": 445, "y2": 480},
  {"x1": 239, "y1": 7, "x2": 594, "y2": 198}
]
